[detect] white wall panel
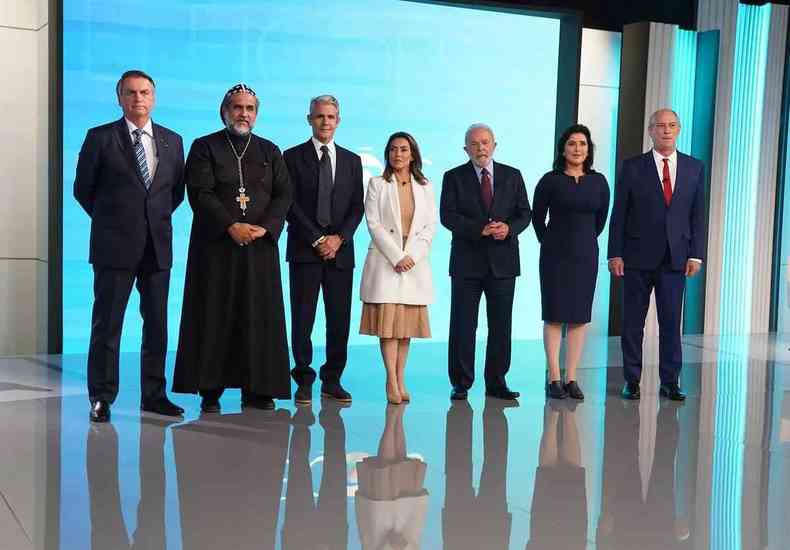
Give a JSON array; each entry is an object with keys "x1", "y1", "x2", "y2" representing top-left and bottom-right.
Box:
[
  {"x1": 578, "y1": 29, "x2": 621, "y2": 338},
  {"x1": 0, "y1": 0, "x2": 38, "y2": 30},
  {"x1": 0, "y1": 27, "x2": 38, "y2": 260},
  {"x1": 37, "y1": 25, "x2": 48, "y2": 262},
  {"x1": 0, "y1": 11, "x2": 48, "y2": 354},
  {"x1": 698, "y1": 0, "x2": 739, "y2": 334},
  {"x1": 0, "y1": 260, "x2": 46, "y2": 355},
  {"x1": 579, "y1": 29, "x2": 621, "y2": 89},
  {"x1": 751, "y1": 7, "x2": 788, "y2": 333}
]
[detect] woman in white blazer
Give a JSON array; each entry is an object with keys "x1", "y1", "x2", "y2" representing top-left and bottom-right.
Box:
[{"x1": 360, "y1": 132, "x2": 437, "y2": 404}]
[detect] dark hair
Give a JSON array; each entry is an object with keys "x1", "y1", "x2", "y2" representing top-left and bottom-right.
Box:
[
  {"x1": 116, "y1": 69, "x2": 156, "y2": 98},
  {"x1": 552, "y1": 124, "x2": 595, "y2": 173},
  {"x1": 382, "y1": 132, "x2": 428, "y2": 185}
]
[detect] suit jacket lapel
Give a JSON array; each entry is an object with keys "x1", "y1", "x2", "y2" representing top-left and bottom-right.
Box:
[
  {"x1": 148, "y1": 123, "x2": 170, "y2": 191},
  {"x1": 114, "y1": 118, "x2": 149, "y2": 191},
  {"x1": 673, "y1": 152, "x2": 689, "y2": 206},
  {"x1": 331, "y1": 146, "x2": 348, "y2": 221},
  {"x1": 464, "y1": 161, "x2": 488, "y2": 216},
  {"x1": 114, "y1": 119, "x2": 145, "y2": 188},
  {"x1": 490, "y1": 161, "x2": 506, "y2": 217},
  {"x1": 405, "y1": 176, "x2": 422, "y2": 244},
  {"x1": 301, "y1": 139, "x2": 320, "y2": 172},
  {"x1": 645, "y1": 152, "x2": 666, "y2": 207},
  {"x1": 387, "y1": 175, "x2": 403, "y2": 239}
]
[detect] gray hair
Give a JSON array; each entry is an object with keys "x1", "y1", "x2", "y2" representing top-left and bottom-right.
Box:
[
  {"x1": 465, "y1": 123, "x2": 495, "y2": 143},
  {"x1": 220, "y1": 92, "x2": 260, "y2": 125},
  {"x1": 648, "y1": 109, "x2": 681, "y2": 127},
  {"x1": 309, "y1": 94, "x2": 340, "y2": 116}
]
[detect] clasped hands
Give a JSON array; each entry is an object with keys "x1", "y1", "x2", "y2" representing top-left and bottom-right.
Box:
[
  {"x1": 482, "y1": 221, "x2": 510, "y2": 240},
  {"x1": 228, "y1": 222, "x2": 267, "y2": 246},
  {"x1": 607, "y1": 257, "x2": 702, "y2": 277},
  {"x1": 316, "y1": 235, "x2": 343, "y2": 260},
  {"x1": 394, "y1": 255, "x2": 415, "y2": 273}
]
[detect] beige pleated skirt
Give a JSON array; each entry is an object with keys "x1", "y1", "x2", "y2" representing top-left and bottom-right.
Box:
[{"x1": 360, "y1": 303, "x2": 431, "y2": 339}]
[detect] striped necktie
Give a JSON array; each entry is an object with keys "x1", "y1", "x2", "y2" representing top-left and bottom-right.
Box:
[{"x1": 132, "y1": 128, "x2": 152, "y2": 189}]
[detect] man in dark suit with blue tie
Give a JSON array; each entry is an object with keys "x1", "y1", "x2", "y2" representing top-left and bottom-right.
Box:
[
  {"x1": 441, "y1": 124, "x2": 532, "y2": 401},
  {"x1": 608, "y1": 109, "x2": 705, "y2": 401},
  {"x1": 74, "y1": 70, "x2": 185, "y2": 422},
  {"x1": 284, "y1": 95, "x2": 364, "y2": 406}
]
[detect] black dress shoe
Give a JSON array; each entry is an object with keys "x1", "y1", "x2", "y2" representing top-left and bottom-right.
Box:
[
  {"x1": 90, "y1": 401, "x2": 110, "y2": 423},
  {"x1": 242, "y1": 395, "x2": 275, "y2": 410},
  {"x1": 450, "y1": 387, "x2": 468, "y2": 400},
  {"x1": 321, "y1": 383, "x2": 352, "y2": 403},
  {"x1": 200, "y1": 397, "x2": 221, "y2": 413},
  {"x1": 141, "y1": 397, "x2": 184, "y2": 417},
  {"x1": 621, "y1": 382, "x2": 641, "y2": 400},
  {"x1": 659, "y1": 383, "x2": 687, "y2": 401},
  {"x1": 485, "y1": 387, "x2": 520, "y2": 400},
  {"x1": 564, "y1": 381, "x2": 584, "y2": 400},
  {"x1": 546, "y1": 381, "x2": 567, "y2": 399},
  {"x1": 294, "y1": 384, "x2": 312, "y2": 406}
]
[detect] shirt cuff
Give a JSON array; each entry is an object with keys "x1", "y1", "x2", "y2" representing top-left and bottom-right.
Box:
[{"x1": 689, "y1": 258, "x2": 702, "y2": 264}]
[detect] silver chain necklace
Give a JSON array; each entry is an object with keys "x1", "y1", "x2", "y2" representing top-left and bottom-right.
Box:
[{"x1": 225, "y1": 131, "x2": 253, "y2": 216}]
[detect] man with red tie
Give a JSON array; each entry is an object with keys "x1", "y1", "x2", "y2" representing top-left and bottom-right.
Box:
[
  {"x1": 440, "y1": 124, "x2": 532, "y2": 402},
  {"x1": 607, "y1": 109, "x2": 706, "y2": 401}
]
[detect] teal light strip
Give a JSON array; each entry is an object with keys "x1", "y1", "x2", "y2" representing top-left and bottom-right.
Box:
[
  {"x1": 710, "y1": 345, "x2": 748, "y2": 550},
  {"x1": 671, "y1": 28, "x2": 698, "y2": 153},
  {"x1": 719, "y1": 4, "x2": 772, "y2": 335}
]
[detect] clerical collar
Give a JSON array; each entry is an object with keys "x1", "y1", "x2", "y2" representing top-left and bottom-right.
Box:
[{"x1": 226, "y1": 129, "x2": 253, "y2": 150}]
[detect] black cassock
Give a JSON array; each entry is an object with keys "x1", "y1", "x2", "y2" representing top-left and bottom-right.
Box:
[{"x1": 173, "y1": 130, "x2": 292, "y2": 399}]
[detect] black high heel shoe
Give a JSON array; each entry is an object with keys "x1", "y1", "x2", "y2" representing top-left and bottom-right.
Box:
[
  {"x1": 545, "y1": 380, "x2": 567, "y2": 399},
  {"x1": 564, "y1": 380, "x2": 585, "y2": 400}
]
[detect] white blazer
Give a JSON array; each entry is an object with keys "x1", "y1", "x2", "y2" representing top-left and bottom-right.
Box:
[{"x1": 360, "y1": 175, "x2": 437, "y2": 305}]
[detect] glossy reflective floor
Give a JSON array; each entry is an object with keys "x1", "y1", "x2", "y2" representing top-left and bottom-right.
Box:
[{"x1": 0, "y1": 335, "x2": 788, "y2": 549}]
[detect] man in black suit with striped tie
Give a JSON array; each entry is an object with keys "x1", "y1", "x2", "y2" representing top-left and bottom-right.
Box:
[{"x1": 74, "y1": 69, "x2": 185, "y2": 422}]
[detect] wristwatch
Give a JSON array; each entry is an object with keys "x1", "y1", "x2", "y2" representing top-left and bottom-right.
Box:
[{"x1": 312, "y1": 235, "x2": 327, "y2": 248}]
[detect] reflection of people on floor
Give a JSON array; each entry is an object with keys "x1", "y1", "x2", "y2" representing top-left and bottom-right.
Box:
[
  {"x1": 281, "y1": 401, "x2": 349, "y2": 550},
  {"x1": 172, "y1": 410, "x2": 290, "y2": 550},
  {"x1": 526, "y1": 401, "x2": 587, "y2": 549},
  {"x1": 597, "y1": 400, "x2": 689, "y2": 549},
  {"x1": 356, "y1": 403, "x2": 429, "y2": 549},
  {"x1": 443, "y1": 399, "x2": 512, "y2": 549},
  {"x1": 87, "y1": 418, "x2": 175, "y2": 549}
]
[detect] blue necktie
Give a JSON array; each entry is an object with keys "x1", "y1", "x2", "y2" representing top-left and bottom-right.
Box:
[{"x1": 132, "y1": 128, "x2": 152, "y2": 189}]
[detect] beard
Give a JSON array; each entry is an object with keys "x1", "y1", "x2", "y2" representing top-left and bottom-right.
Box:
[{"x1": 225, "y1": 120, "x2": 253, "y2": 136}]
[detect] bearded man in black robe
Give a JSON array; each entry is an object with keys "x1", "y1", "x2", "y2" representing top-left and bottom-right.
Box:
[{"x1": 173, "y1": 83, "x2": 292, "y2": 411}]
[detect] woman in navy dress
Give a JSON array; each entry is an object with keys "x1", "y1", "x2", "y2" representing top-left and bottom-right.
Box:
[{"x1": 533, "y1": 125, "x2": 610, "y2": 400}]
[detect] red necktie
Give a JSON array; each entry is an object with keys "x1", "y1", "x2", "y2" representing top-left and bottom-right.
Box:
[
  {"x1": 662, "y1": 158, "x2": 672, "y2": 206},
  {"x1": 480, "y1": 168, "x2": 493, "y2": 211}
]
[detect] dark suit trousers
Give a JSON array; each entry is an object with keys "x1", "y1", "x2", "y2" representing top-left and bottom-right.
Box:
[
  {"x1": 289, "y1": 262, "x2": 353, "y2": 387},
  {"x1": 87, "y1": 236, "x2": 169, "y2": 404},
  {"x1": 448, "y1": 274, "x2": 515, "y2": 391},
  {"x1": 621, "y1": 263, "x2": 685, "y2": 385}
]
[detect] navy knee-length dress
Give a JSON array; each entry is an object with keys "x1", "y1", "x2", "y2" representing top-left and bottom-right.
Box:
[{"x1": 532, "y1": 170, "x2": 610, "y2": 323}]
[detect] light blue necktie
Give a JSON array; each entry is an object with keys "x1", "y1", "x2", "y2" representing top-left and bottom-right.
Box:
[{"x1": 132, "y1": 128, "x2": 152, "y2": 189}]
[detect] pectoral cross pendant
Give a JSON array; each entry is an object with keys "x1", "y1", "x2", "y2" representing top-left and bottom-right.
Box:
[{"x1": 234, "y1": 158, "x2": 250, "y2": 216}]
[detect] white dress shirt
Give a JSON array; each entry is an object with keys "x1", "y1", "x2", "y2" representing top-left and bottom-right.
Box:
[
  {"x1": 472, "y1": 159, "x2": 495, "y2": 192},
  {"x1": 651, "y1": 148, "x2": 701, "y2": 264},
  {"x1": 312, "y1": 136, "x2": 336, "y2": 181},
  {"x1": 125, "y1": 118, "x2": 158, "y2": 178}
]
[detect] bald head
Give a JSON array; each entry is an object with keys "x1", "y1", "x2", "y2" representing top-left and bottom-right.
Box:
[
  {"x1": 648, "y1": 108, "x2": 681, "y2": 155},
  {"x1": 648, "y1": 109, "x2": 680, "y2": 128}
]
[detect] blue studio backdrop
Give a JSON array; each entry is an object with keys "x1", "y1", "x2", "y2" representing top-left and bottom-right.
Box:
[{"x1": 63, "y1": 0, "x2": 563, "y2": 353}]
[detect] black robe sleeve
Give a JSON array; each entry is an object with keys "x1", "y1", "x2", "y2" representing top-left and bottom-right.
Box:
[
  {"x1": 259, "y1": 145, "x2": 292, "y2": 242},
  {"x1": 185, "y1": 137, "x2": 236, "y2": 238}
]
